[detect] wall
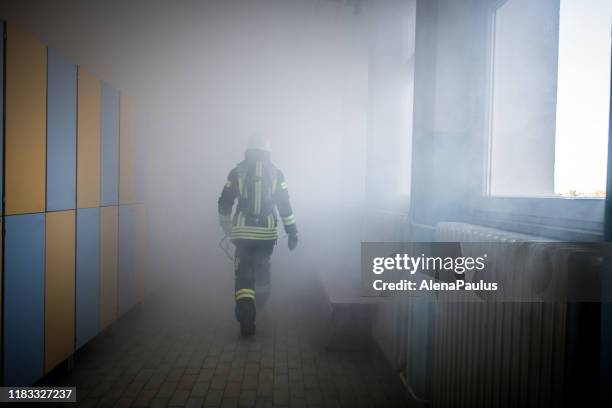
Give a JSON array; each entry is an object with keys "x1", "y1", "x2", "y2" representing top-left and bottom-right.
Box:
[
  {"x1": 1, "y1": 21, "x2": 145, "y2": 386},
  {"x1": 364, "y1": 0, "x2": 499, "y2": 399},
  {"x1": 409, "y1": 0, "x2": 491, "y2": 238},
  {"x1": 366, "y1": 0, "x2": 416, "y2": 210},
  {"x1": 362, "y1": 0, "x2": 417, "y2": 370},
  {"x1": 383, "y1": 0, "x2": 495, "y2": 401},
  {"x1": 400, "y1": 0, "x2": 569, "y2": 402}
]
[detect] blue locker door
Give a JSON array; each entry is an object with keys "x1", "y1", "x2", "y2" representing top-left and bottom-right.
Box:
[
  {"x1": 0, "y1": 20, "x2": 4, "y2": 206},
  {"x1": 46, "y1": 48, "x2": 77, "y2": 211},
  {"x1": 4, "y1": 214, "x2": 45, "y2": 386},
  {"x1": 101, "y1": 83, "x2": 119, "y2": 206},
  {"x1": 76, "y1": 208, "x2": 100, "y2": 349}
]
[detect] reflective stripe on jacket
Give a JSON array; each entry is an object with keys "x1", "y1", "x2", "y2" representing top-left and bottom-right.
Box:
[{"x1": 218, "y1": 156, "x2": 297, "y2": 242}]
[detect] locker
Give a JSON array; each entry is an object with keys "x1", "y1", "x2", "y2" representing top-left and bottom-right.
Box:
[
  {"x1": 0, "y1": 21, "x2": 4, "y2": 207},
  {"x1": 45, "y1": 211, "x2": 76, "y2": 373},
  {"x1": 0, "y1": 21, "x2": 3, "y2": 375},
  {"x1": 100, "y1": 206, "x2": 118, "y2": 330},
  {"x1": 101, "y1": 83, "x2": 120, "y2": 206},
  {"x1": 77, "y1": 67, "x2": 101, "y2": 208},
  {"x1": 46, "y1": 48, "x2": 77, "y2": 211},
  {"x1": 76, "y1": 208, "x2": 100, "y2": 349},
  {"x1": 0, "y1": 218, "x2": 3, "y2": 377},
  {"x1": 4, "y1": 214, "x2": 45, "y2": 386},
  {"x1": 120, "y1": 95, "x2": 136, "y2": 205},
  {"x1": 118, "y1": 205, "x2": 136, "y2": 316},
  {"x1": 5, "y1": 23, "x2": 47, "y2": 215},
  {"x1": 134, "y1": 204, "x2": 146, "y2": 303}
]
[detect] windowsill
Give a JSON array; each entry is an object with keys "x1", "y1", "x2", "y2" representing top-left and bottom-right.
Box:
[
  {"x1": 489, "y1": 195, "x2": 605, "y2": 200},
  {"x1": 465, "y1": 195, "x2": 605, "y2": 241}
]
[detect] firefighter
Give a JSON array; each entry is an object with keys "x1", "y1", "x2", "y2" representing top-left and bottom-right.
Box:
[{"x1": 218, "y1": 133, "x2": 298, "y2": 336}]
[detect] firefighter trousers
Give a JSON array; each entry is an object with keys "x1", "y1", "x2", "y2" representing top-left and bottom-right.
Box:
[{"x1": 234, "y1": 240, "x2": 274, "y2": 325}]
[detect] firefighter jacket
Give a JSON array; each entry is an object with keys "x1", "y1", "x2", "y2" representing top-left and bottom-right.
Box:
[{"x1": 218, "y1": 155, "x2": 297, "y2": 242}]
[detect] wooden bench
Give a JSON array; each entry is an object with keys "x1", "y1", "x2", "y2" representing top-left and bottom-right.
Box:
[{"x1": 319, "y1": 273, "x2": 380, "y2": 351}]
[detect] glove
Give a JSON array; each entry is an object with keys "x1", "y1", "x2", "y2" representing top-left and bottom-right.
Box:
[{"x1": 288, "y1": 233, "x2": 298, "y2": 251}]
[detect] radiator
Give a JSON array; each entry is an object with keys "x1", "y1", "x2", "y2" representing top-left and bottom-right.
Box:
[{"x1": 431, "y1": 222, "x2": 571, "y2": 408}]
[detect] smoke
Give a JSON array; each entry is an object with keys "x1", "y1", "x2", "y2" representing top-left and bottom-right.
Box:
[
  {"x1": 0, "y1": 0, "x2": 372, "y2": 297},
  {"x1": 133, "y1": 0, "x2": 370, "y2": 292},
  {"x1": 3, "y1": 0, "x2": 604, "y2": 317}
]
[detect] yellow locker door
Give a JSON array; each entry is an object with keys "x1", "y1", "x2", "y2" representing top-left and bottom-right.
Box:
[
  {"x1": 45, "y1": 211, "x2": 76, "y2": 373},
  {"x1": 120, "y1": 95, "x2": 136, "y2": 205},
  {"x1": 1, "y1": 217, "x2": 3, "y2": 366},
  {"x1": 5, "y1": 23, "x2": 47, "y2": 215},
  {"x1": 100, "y1": 206, "x2": 118, "y2": 330},
  {"x1": 77, "y1": 67, "x2": 101, "y2": 208}
]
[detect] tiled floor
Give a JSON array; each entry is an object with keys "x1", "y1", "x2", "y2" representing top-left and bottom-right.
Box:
[{"x1": 42, "y1": 265, "x2": 408, "y2": 407}]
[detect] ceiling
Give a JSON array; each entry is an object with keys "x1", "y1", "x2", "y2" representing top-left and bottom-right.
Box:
[{"x1": 0, "y1": 0, "x2": 366, "y2": 96}]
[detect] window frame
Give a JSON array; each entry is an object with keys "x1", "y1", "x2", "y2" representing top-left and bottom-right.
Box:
[{"x1": 472, "y1": 0, "x2": 608, "y2": 240}]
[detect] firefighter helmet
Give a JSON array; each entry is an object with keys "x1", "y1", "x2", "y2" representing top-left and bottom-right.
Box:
[{"x1": 247, "y1": 132, "x2": 271, "y2": 153}]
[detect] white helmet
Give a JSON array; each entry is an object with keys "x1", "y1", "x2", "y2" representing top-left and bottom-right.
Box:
[{"x1": 246, "y1": 132, "x2": 271, "y2": 153}]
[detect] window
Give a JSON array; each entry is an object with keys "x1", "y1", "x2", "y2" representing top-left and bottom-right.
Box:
[
  {"x1": 487, "y1": 0, "x2": 611, "y2": 198},
  {"x1": 554, "y1": 0, "x2": 611, "y2": 197}
]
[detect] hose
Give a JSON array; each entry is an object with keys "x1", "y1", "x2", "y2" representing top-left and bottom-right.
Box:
[
  {"x1": 219, "y1": 234, "x2": 289, "y2": 263},
  {"x1": 219, "y1": 236, "x2": 235, "y2": 261}
]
